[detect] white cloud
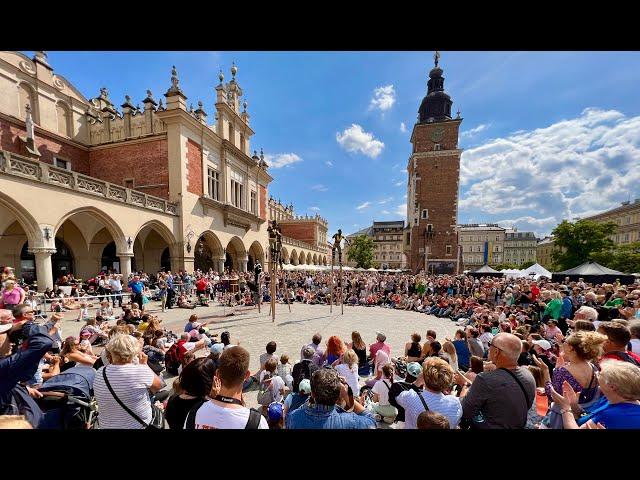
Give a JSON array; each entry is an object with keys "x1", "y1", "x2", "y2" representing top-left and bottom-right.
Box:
[
  {"x1": 461, "y1": 123, "x2": 491, "y2": 138},
  {"x1": 336, "y1": 124, "x2": 385, "y2": 158},
  {"x1": 369, "y1": 84, "x2": 396, "y2": 112},
  {"x1": 403, "y1": 194, "x2": 407, "y2": 199},
  {"x1": 356, "y1": 201, "x2": 372, "y2": 210},
  {"x1": 263, "y1": 152, "x2": 302, "y2": 169},
  {"x1": 459, "y1": 107, "x2": 640, "y2": 236},
  {"x1": 394, "y1": 203, "x2": 407, "y2": 217},
  {"x1": 325, "y1": 160, "x2": 333, "y2": 167},
  {"x1": 400, "y1": 122, "x2": 407, "y2": 133},
  {"x1": 311, "y1": 184, "x2": 328, "y2": 192},
  {"x1": 309, "y1": 206, "x2": 321, "y2": 211},
  {"x1": 378, "y1": 196, "x2": 393, "y2": 205},
  {"x1": 381, "y1": 209, "x2": 391, "y2": 215},
  {"x1": 394, "y1": 181, "x2": 404, "y2": 187}
]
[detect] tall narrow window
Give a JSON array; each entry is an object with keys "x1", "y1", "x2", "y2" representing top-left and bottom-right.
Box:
[
  {"x1": 240, "y1": 133, "x2": 245, "y2": 153},
  {"x1": 446, "y1": 245, "x2": 452, "y2": 255},
  {"x1": 208, "y1": 168, "x2": 219, "y2": 200},
  {"x1": 250, "y1": 190, "x2": 257, "y2": 214}
]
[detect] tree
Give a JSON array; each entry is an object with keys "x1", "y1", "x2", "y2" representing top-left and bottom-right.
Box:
[
  {"x1": 492, "y1": 263, "x2": 519, "y2": 271},
  {"x1": 551, "y1": 220, "x2": 617, "y2": 271},
  {"x1": 347, "y1": 235, "x2": 374, "y2": 269},
  {"x1": 591, "y1": 242, "x2": 640, "y2": 274}
]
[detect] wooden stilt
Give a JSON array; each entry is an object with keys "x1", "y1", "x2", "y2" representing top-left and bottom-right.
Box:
[
  {"x1": 330, "y1": 254, "x2": 334, "y2": 314},
  {"x1": 340, "y1": 261, "x2": 344, "y2": 315},
  {"x1": 271, "y1": 257, "x2": 276, "y2": 323}
]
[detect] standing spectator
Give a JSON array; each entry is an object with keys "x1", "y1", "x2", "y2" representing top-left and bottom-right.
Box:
[
  {"x1": 453, "y1": 329, "x2": 471, "y2": 370},
  {"x1": 629, "y1": 320, "x2": 640, "y2": 355},
  {"x1": 455, "y1": 333, "x2": 536, "y2": 429},
  {"x1": 467, "y1": 328, "x2": 485, "y2": 358},
  {"x1": 286, "y1": 368, "x2": 376, "y2": 429},
  {"x1": 187, "y1": 346, "x2": 267, "y2": 429},
  {"x1": 597, "y1": 322, "x2": 640, "y2": 365},
  {"x1": 128, "y1": 276, "x2": 145, "y2": 313},
  {"x1": 109, "y1": 274, "x2": 123, "y2": 308},
  {"x1": 396, "y1": 357, "x2": 462, "y2": 429}
]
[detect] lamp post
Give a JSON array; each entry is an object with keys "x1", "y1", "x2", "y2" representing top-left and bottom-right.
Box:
[{"x1": 424, "y1": 225, "x2": 434, "y2": 274}]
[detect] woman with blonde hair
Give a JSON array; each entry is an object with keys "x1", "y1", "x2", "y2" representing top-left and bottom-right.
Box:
[
  {"x1": 336, "y1": 349, "x2": 360, "y2": 396},
  {"x1": 441, "y1": 341, "x2": 459, "y2": 371},
  {"x1": 93, "y1": 334, "x2": 164, "y2": 429}
]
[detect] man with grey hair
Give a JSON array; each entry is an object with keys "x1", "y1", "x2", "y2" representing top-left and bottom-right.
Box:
[
  {"x1": 369, "y1": 331, "x2": 391, "y2": 359},
  {"x1": 574, "y1": 305, "x2": 599, "y2": 328},
  {"x1": 292, "y1": 345, "x2": 319, "y2": 393},
  {"x1": 454, "y1": 332, "x2": 535, "y2": 429}
]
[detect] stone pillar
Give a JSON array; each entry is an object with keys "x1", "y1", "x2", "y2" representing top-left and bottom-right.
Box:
[
  {"x1": 32, "y1": 248, "x2": 55, "y2": 292},
  {"x1": 240, "y1": 255, "x2": 248, "y2": 273},
  {"x1": 216, "y1": 257, "x2": 226, "y2": 274},
  {"x1": 118, "y1": 253, "x2": 134, "y2": 281}
]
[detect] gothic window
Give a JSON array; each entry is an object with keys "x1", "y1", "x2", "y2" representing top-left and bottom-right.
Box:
[{"x1": 56, "y1": 102, "x2": 71, "y2": 137}]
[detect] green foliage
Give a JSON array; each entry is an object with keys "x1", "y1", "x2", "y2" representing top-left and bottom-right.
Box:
[
  {"x1": 551, "y1": 220, "x2": 617, "y2": 271},
  {"x1": 591, "y1": 242, "x2": 640, "y2": 274},
  {"x1": 520, "y1": 260, "x2": 536, "y2": 269},
  {"x1": 346, "y1": 235, "x2": 375, "y2": 269}
]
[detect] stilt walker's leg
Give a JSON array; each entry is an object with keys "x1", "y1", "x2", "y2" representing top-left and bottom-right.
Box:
[
  {"x1": 271, "y1": 255, "x2": 276, "y2": 323},
  {"x1": 257, "y1": 273, "x2": 261, "y2": 314},
  {"x1": 330, "y1": 253, "x2": 334, "y2": 314},
  {"x1": 340, "y1": 259, "x2": 344, "y2": 316}
]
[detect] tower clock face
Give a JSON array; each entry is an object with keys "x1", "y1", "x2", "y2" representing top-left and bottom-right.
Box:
[{"x1": 431, "y1": 127, "x2": 444, "y2": 142}]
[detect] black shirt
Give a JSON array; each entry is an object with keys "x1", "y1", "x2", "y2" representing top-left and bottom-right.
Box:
[
  {"x1": 165, "y1": 394, "x2": 206, "y2": 430},
  {"x1": 388, "y1": 381, "x2": 421, "y2": 422}
]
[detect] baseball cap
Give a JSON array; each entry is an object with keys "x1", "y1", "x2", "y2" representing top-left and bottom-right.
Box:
[
  {"x1": 267, "y1": 402, "x2": 283, "y2": 422},
  {"x1": 298, "y1": 378, "x2": 312, "y2": 394},
  {"x1": 210, "y1": 343, "x2": 224, "y2": 355},
  {"x1": 532, "y1": 339, "x2": 552, "y2": 351},
  {"x1": 0, "y1": 322, "x2": 13, "y2": 334},
  {"x1": 406, "y1": 362, "x2": 422, "y2": 378}
]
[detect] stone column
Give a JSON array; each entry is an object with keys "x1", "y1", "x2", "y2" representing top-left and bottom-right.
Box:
[
  {"x1": 240, "y1": 255, "x2": 248, "y2": 273},
  {"x1": 216, "y1": 257, "x2": 226, "y2": 274},
  {"x1": 32, "y1": 248, "x2": 55, "y2": 292},
  {"x1": 118, "y1": 253, "x2": 134, "y2": 280}
]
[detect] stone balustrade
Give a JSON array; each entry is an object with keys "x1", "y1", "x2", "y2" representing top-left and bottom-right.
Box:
[
  {"x1": 281, "y1": 235, "x2": 328, "y2": 254},
  {"x1": 1, "y1": 150, "x2": 178, "y2": 216}
]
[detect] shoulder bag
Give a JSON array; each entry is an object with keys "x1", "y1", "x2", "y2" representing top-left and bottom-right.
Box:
[{"x1": 102, "y1": 366, "x2": 164, "y2": 430}]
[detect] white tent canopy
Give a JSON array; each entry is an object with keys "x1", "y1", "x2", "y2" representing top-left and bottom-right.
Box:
[{"x1": 521, "y1": 263, "x2": 552, "y2": 280}]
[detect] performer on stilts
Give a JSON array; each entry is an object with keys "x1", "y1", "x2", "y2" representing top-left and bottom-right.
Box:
[
  {"x1": 267, "y1": 220, "x2": 283, "y2": 322},
  {"x1": 253, "y1": 260, "x2": 263, "y2": 313},
  {"x1": 330, "y1": 229, "x2": 351, "y2": 315}
]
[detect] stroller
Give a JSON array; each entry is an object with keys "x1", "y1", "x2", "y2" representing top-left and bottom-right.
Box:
[{"x1": 36, "y1": 365, "x2": 99, "y2": 429}]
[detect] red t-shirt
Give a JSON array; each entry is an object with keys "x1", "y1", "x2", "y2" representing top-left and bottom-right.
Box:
[
  {"x1": 602, "y1": 350, "x2": 640, "y2": 365},
  {"x1": 196, "y1": 278, "x2": 208, "y2": 291},
  {"x1": 530, "y1": 285, "x2": 540, "y2": 301}
]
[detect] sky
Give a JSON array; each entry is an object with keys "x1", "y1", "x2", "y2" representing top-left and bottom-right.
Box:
[{"x1": 32, "y1": 51, "x2": 640, "y2": 238}]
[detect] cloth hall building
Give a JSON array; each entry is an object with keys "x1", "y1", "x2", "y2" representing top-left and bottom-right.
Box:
[{"x1": 0, "y1": 51, "x2": 324, "y2": 291}]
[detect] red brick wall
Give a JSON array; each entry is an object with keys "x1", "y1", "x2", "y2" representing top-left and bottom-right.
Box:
[
  {"x1": 280, "y1": 222, "x2": 316, "y2": 245},
  {"x1": 408, "y1": 121, "x2": 461, "y2": 272},
  {"x1": 89, "y1": 138, "x2": 169, "y2": 199},
  {"x1": 186, "y1": 139, "x2": 203, "y2": 196},
  {"x1": 0, "y1": 117, "x2": 90, "y2": 174},
  {"x1": 259, "y1": 185, "x2": 267, "y2": 220}
]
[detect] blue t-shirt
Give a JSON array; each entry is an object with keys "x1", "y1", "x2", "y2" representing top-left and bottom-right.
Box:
[
  {"x1": 578, "y1": 398, "x2": 640, "y2": 429},
  {"x1": 129, "y1": 280, "x2": 144, "y2": 294},
  {"x1": 453, "y1": 339, "x2": 471, "y2": 368}
]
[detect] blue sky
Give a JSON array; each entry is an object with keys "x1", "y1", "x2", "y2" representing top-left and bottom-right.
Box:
[{"x1": 33, "y1": 51, "x2": 640, "y2": 238}]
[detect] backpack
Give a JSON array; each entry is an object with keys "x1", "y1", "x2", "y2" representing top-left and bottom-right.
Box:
[
  {"x1": 165, "y1": 343, "x2": 182, "y2": 375},
  {"x1": 256, "y1": 377, "x2": 275, "y2": 406},
  {"x1": 184, "y1": 400, "x2": 262, "y2": 429}
]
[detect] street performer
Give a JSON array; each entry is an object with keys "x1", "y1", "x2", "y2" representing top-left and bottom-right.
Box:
[
  {"x1": 330, "y1": 229, "x2": 351, "y2": 265},
  {"x1": 267, "y1": 220, "x2": 283, "y2": 267}
]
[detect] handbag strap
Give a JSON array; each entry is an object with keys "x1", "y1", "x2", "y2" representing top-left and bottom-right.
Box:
[
  {"x1": 102, "y1": 366, "x2": 149, "y2": 428},
  {"x1": 417, "y1": 391, "x2": 429, "y2": 413},
  {"x1": 499, "y1": 368, "x2": 531, "y2": 426}
]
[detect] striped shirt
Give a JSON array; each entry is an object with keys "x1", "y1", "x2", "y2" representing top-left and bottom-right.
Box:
[
  {"x1": 396, "y1": 389, "x2": 462, "y2": 429},
  {"x1": 93, "y1": 364, "x2": 155, "y2": 429}
]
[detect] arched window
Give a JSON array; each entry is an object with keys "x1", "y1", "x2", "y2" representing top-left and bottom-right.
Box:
[
  {"x1": 56, "y1": 102, "x2": 71, "y2": 137},
  {"x1": 18, "y1": 82, "x2": 37, "y2": 121}
]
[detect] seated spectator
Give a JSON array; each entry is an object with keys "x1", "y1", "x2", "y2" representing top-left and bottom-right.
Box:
[
  {"x1": 404, "y1": 333, "x2": 423, "y2": 363},
  {"x1": 284, "y1": 378, "x2": 312, "y2": 418},
  {"x1": 370, "y1": 363, "x2": 398, "y2": 424},
  {"x1": 417, "y1": 410, "x2": 450, "y2": 430},
  {"x1": 165, "y1": 357, "x2": 216, "y2": 430},
  {"x1": 286, "y1": 368, "x2": 376, "y2": 429},
  {"x1": 335, "y1": 349, "x2": 360, "y2": 398},
  {"x1": 292, "y1": 346, "x2": 319, "y2": 393},
  {"x1": 396, "y1": 357, "x2": 462, "y2": 429}
]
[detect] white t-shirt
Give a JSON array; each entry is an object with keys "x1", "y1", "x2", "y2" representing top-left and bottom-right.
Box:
[
  {"x1": 93, "y1": 364, "x2": 155, "y2": 429},
  {"x1": 630, "y1": 338, "x2": 640, "y2": 355},
  {"x1": 372, "y1": 378, "x2": 393, "y2": 406},
  {"x1": 192, "y1": 401, "x2": 269, "y2": 429},
  {"x1": 336, "y1": 363, "x2": 360, "y2": 396},
  {"x1": 479, "y1": 332, "x2": 494, "y2": 351}
]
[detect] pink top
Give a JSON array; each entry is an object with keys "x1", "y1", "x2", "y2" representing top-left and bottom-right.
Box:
[
  {"x1": 370, "y1": 341, "x2": 391, "y2": 359},
  {"x1": 1, "y1": 286, "x2": 23, "y2": 305}
]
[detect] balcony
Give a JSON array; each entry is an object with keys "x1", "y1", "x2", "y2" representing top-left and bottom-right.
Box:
[{"x1": 0, "y1": 150, "x2": 178, "y2": 215}]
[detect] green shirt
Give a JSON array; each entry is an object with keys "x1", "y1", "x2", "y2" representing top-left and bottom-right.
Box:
[{"x1": 543, "y1": 298, "x2": 562, "y2": 320}]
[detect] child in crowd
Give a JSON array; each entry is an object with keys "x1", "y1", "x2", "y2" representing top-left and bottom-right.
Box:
[
  {"x1": 76, "y1": 302, "x2": 90, "y2": 322},
  {"x1": 277, "y1": 354, "x2": 294, "y2": 391}
]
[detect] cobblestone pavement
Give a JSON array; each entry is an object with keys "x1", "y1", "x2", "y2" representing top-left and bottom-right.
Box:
[{"x1": 55, "y1": 299, "x2": 460, "y2": 417}]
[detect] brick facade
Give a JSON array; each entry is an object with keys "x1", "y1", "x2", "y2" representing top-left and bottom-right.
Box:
[
  {"x1": 88, "y1": 137, "x2": 169, "y2": 199},
  {"x1": 259, "y1": 185, "x2": 267, "y2": 221},
  {"x1": 186, "y1": 138, "x2": 203, "y2": 196},
  {"x1": 280, "y1": 222, "x2": 316, "y2": 245},
  {"x1": 1, "y1": 117, "x2": 90, "y2": 175},
  {"x1": 408, "y1": 120, "x2": 461, "y2": 273}
]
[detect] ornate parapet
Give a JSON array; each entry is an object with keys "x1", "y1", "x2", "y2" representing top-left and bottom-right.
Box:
[
  {"x1": 0, "y1": 150, "x2": 178, "y2": 216},
  {"x1": 281, "y1": 235, "x2": 329, "y2": 254}
]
